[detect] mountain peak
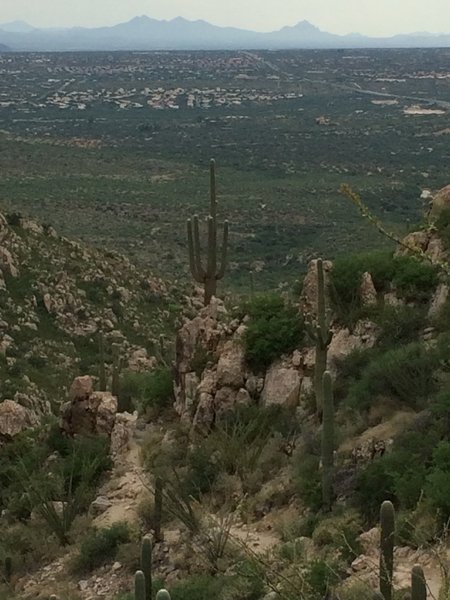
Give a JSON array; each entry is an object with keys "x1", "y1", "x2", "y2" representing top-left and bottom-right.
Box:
[
  {"x1": 284, "y1": 20, "x2": 320, "y2": 32},
  {"x1": 0, "y1": 19, "x2": 35, "y2": 33}
]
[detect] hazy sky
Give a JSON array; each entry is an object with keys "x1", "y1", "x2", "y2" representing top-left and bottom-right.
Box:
[{"x1": 1, "y1": 0, "x2": 450, "y2": 36}]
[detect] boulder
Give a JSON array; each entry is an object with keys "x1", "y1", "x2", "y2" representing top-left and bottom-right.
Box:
[
  {"x1": 216, "y1": 340, "x2": 245, "y2": 389},
  {"x1": 0, "y1": 400, "x2": 36, "y2": 438},
  {"x1": 69, "y1": 375, "x2": 94, "y2": 401},
  {"x1": 261, "y1": 365, "x2": 301, "y2": 407}
]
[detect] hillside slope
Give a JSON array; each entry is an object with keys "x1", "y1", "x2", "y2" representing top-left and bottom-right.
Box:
[{"x1": 0, "y1": 211, "x2": 181, "y2": 423}]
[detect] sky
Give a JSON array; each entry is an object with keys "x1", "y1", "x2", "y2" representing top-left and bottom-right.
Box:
[{"x1": 1, "y1": 0, "x2": 450, "y2": 37}]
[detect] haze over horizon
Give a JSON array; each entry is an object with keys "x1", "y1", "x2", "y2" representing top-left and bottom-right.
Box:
[{"x1": 1, "y1": 0, "x2": 450, "y2": 37}]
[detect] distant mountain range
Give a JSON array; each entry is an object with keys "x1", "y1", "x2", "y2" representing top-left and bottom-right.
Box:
[{"x1": 0, "y1": 16, "x2": 450, "y2": 51}]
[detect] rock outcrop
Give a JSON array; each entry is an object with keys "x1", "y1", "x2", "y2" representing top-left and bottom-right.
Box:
[{"x1": 61, "y1": 376, "x2": 118, "y2": 437}]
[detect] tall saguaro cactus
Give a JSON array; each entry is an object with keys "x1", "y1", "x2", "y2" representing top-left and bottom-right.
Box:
[
  {"x1": 306, "y1": 259, "x2": 333, "y2": 415},
  {"x1": 187, "y1": 159, "x2": 229, "y2": 306},
  {"x1": 380, "y1": 500, "x2": 395, "y2": 600},
  {"x1": 321, "y1": 371, "x2": 335, "y2": 511}
]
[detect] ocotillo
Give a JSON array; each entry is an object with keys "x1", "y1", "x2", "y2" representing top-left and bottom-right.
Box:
[{"x1": 187, "y1": 159, "x2": 229, "y2": 305}]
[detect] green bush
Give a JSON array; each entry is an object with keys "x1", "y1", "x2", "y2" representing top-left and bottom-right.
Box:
[
  {"x1": 243, "y1": 294, "x2": 303, "y2": 371},
  {"x1": 119, "y1": 368, "x2": 173, "y2": 416},
  {"x1": 293, "y1": 453, "x2": 322, "y2": 511},
  {"x1": 331, "y1": 250, "x2": 438, "y2": 325},
  {"x1": 72, "y1": 523, "x2": 130, "y2": 573},
  {"x1": 304, "y1": 560, "x2": 340, "y2": 600},
  {"x1": 347, "y1": 342, "x2": 437, "y2": 411},
  {"x1": 426, "y1": 441, "x2": 450, "y2": 520},
  {"x1": 375, "y1": 305, "x2": 425, "y2": 349},
  {"x1": 356, "y1": 422, "x2": 442, "y2": 522},
  {"x1": 356, "y1": 459, "x2": 396, "y2": 523},
  {"x1": 392, "y1": 256, "x2": 438, "y2": 301},
  {"x1": 330, "y1": 250, "x2": 394, "y2": 324},
  {"x1": 170, "y1": 575, "x2": 226, "y2": 600}
]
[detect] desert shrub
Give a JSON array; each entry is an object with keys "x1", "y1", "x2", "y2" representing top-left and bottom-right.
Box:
[
  {"x1": 0, "y1": 521, "x2": 60, "y2": 577},
  {"x1": 338, "y1": 582, "x2": 377, "y2": 600},
  {"x1": 199, "y1": 405, "x2": 291, "y2": 492},
  {"x1": 183, "y1": 445, "x2": 218, "y2": 499},
  {"x1": 141, "y1": 367, "x2": 173, "y2": 413},
  {"x1": 331, "y1": 250, "x2": 438, "y2": 325},
  {"x1": 279, "y1": 538, "x2": 306, "y2": 562},
  {"x1": 293, "y1": 453, "x2": 322, "y2": 511},
  {"x1": 356, "y1": 460, "x2": 396, "y2": 523},
  {"x1": 312, "y1": 510, "x2": 363, "y2": 563},
  {"x1": 330, "y1": 250, "x2": 394, "y2": 324},
  {"x1": 426, "y1": 441, "x2": 450, "y2": 521},
  {"x1": 356, "y1": 423, "x2": 442, "y2": 522},
  {"x1": 120, "y1": 368, "x2": 173, "y2": 416},
  {"x1": 304, "y1": 560, "x2": 341, "y2": 600},
  {"x1": 170, "y1": 575, "x2": 226, "y2": 600},
  {"x1": 347, "y1": 342, "x2": 437, "y2": 411},
  {"x1": 72, "y1": 522, "x2": 130, "y2": 573},
  {"x1": 375, "y1": 305, "x2": 426, "y2": 349},
  {"x1": 396, "y1": 503, "x2": 438, "y2": 548},
  {"x1": 1, "y1": 427, "x2": 112, "y2": 544},
  {"x1": 243, "y1": 294, "x2": 304, "y2": 371},
  {"x1": 392, "y1": 256, "x2": 438, "y2": 301}
]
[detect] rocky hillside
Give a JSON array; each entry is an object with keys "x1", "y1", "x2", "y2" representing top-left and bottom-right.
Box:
[
  {"x1": 3, "y1": 185, "x2": 450, "y2": 600},
  {"x1": 0, "y1": 210, "x2": 182, "y2": 438}
]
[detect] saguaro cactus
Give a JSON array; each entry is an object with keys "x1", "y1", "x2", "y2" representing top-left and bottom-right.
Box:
[
  {"x1": 156, "y1": 591, "x2": 171, "y2": 600},
  {"x1": 98, "y1": 331, "x2": 106, "y2": 391},
  {"x1": 411, "y1": 565, "x2": 427, "y2": 600},
  {"x1": 187, "y1": 159, "x2": 229, "y2": 306},
  {"x1": 306, "y1": 259, "x2": 332, "y2": 415},
  {"x1": 154, "y1": 477, "x2": 163, "y2": 543},
  {"x1": 380, "y1": 500, "x2": 395, "y2": 600},
  {"x1": 141, "y1": 535, "x2": 153, "y2": 600},
  {"x1": 111, "y1": 344, "x2": 122, "y2": 401},
  {"x1": 135, "y1": 570, "x2": 146, "y2": 600},
  {"x1": 321, "y1": 371, "x2": 335, "y2": 511}
]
